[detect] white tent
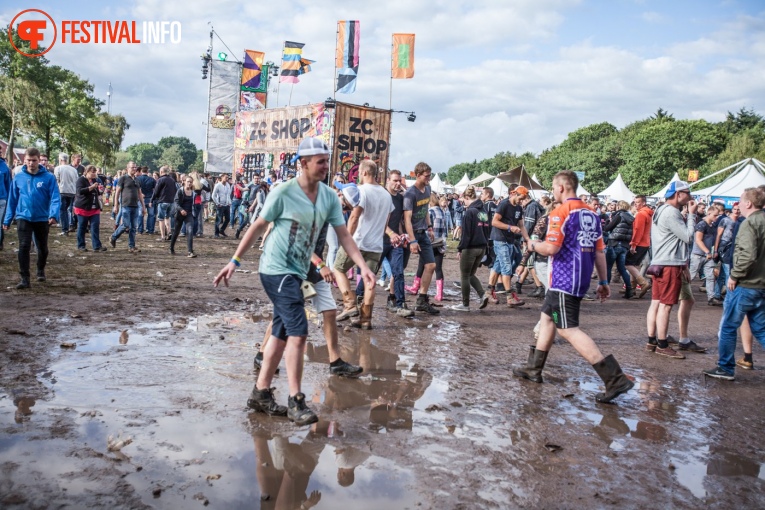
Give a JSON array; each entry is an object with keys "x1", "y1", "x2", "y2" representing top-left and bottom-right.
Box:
[
  {"x1": 651, "y1": 172, "x2": 681, "y2": 198},
  {"x1": 487, "y1": 177, "x2": 509, "y2": 197},
  {"x1": 529, "y1": 174, "x2": 549, "y2": 200},
  {"x1": 599, "y1": 173, "x2": 635, "y2": 203},
  {"x1": 430, "y1": 173, "x2": 446, "y2": 194},
  {"x1": 405, "y1": 179, "x2": 416, "y2": 188},
  {"x1": 469, "y1": 172, "x2": 496, "y2": 185},
  {"x1": 691, "y1": 159, "x2": 765, "y2": 199},
  {"x1": 455, "y1": 173, "x2": 471, "y2": 193},
  {"x1": 576, "y1": 183, "x2": 590, "y2": 197}
]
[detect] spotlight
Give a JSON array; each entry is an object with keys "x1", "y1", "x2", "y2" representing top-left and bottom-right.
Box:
[
  {"x1": 324, "y1": 97, "x2": 336, "y2": 109},
  {"x1": 407, "y1": 113, "x2": 416, "y2": 122}
]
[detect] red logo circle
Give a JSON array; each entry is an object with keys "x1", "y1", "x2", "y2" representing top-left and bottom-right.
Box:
[{"x1": 9, "y1": 9, "x2": 57, "y2": 58}]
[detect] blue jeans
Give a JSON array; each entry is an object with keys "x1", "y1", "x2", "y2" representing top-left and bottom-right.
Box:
[
  {"x1": 380, "y1": 256, "x2": 392, "y2": 281},
  {"x1": 714, "y1": 263, "x2": 730, "y2": 300},
  {"x1": 112, "y1": 205, "x2": 140, "y2": 248},
  {"x1": 383, "y1": 244, "x2": 406, "y2": 307},
  {"x1": 0, "y1": 198, "x2": 6, "y2": 246},
  {"x1": 60, "y1": 194, "x2": 75, "y2": 232},
  {"x1": 606, "y1": 244, "x2": 631, "y2": 288},
  {"x1": 717, "y1": 286, "x2": 765, "y2": 374},
  {"x1": 492, "y1": 240, "x2": 519, "y2": 275},
  {"x1": 142, "y1": 199, "x2": 156, "y2": 233},
  {"x1": 77, "y1": 214, "x2": 102, "y2": 250},
  {"x1": 193, "y1": 203, "x2": 204, "y2": 235},
  {"x1": 230, "y1": 199, "x2": 242, "y2": 226}
]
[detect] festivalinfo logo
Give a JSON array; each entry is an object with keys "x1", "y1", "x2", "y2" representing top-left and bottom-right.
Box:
[{"x1": 9, "y1": 8, "x2": 182, "y2": 57}]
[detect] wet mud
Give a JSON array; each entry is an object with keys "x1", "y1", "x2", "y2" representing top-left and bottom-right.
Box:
[{"x1": 1, "y1": 225, "x2": 764, "y2": 509}]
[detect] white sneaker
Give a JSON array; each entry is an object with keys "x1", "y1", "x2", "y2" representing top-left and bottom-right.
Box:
[
  {"x1": 377, "y1": 279, "x2": 385, "y2": 287},
  {"x1": 451, "y1": 303, "x2": 470, "y2": 311}
]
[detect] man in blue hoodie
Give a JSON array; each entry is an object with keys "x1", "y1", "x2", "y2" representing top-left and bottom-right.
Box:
[
  {"x1": 0, "y1": 145, "x2": 11, "y2": 251},
  {"x1": 2, "y1": 148, "x2": 61, "y2": 289}
]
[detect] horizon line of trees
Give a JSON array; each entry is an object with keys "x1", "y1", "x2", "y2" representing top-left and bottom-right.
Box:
[{"x1": 441, "y1": 107, "x2": 765, "y2": 195}]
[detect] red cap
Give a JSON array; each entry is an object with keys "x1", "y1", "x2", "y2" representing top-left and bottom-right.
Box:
[{"x1": 513, "y1": 185, "x2": 529, "y2": 196}]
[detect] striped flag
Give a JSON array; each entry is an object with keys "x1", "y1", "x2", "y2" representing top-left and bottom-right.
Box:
[
  {"x1": 280, "y1": 41, "x2": 305, "y2": 84},
  {"x1": 391, "y1": 33, "x2": 415, "y2": 79},
  {"x1": 241, "y1": 49, "x2": 265, "y2": 91},
  {"x1": 335, "y1": 20, "x2": 360, "y2": 94}
]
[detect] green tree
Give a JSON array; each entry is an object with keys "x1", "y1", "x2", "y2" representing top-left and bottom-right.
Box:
[
  {"x1": 620, "y1": 120, "x2": 728, "y2": 194},
  {"x1": 719, "y1": 107, "x2": 765, "y2": 134},
  {"x1": 188, "y1": 149, "x2": 204, "y2": 172},
  {"x1": 157, "y1": 145, "x2": 184, "y2": 170},
  {"x1": 89, "y1": 113, "x2": 129, "y2": 169},
  {"x1": 0, "y1": 75, "x2": 45, "y2": 153},
  {"x1": 126, "y1": 142, "x2": 161, "y2": 168},
  {"x1": 113, "y1": 151, "x2": 132, "y2": 172},
  {"x1": 157, "y1": 136, "x2": 198, "y2": 171}
]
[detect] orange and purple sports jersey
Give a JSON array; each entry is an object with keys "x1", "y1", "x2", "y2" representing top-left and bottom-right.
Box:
[{"x1": 546, "y1": 198, "x2": 605, "y2": 297}]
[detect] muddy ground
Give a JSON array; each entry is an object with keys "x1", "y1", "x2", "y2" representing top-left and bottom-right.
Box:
[{"x1": 1, "y1": 214, "x2": 764, "y2": 509}]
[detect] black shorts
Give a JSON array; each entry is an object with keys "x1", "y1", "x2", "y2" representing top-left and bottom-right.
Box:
[
  {"x1": 541, "y1": 290, "x2": 581, "y2": 329},
  {"x1": 260, "y1": 273, "x2": 308, "y2": 340},
  {"x1": 625, "y1": 246, "x2": 649, "y2": 266}
]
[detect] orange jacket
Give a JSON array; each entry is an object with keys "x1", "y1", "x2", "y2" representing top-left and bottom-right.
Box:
[{"x1": 630, "y1": 206, "x2": 653, "y2": 248}]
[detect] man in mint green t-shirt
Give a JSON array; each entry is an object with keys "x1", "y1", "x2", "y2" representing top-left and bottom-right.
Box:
[{"x1": 214, "y1": 137, "x2": 375, "y2": 426}]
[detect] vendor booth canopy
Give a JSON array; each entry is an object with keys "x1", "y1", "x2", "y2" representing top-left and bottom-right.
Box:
[
  {"x1": 576, "y1": 183, "x2": 590, "y2": 197},
  {"x1": 529, "y1": 174, "x2": 550, "y2": 200},
  {"x1": 430, "y1": 173, "x2": 446, "y2": 194},
  {"x1": 469, "y1": 172, "x2": 497, "y2": 185},
  {"x1": 651, "y1": 172, "x2": 681, "y2": 198},
  {"x1": 599, "y1": 173, "x2": 635, "y2": 203},
  {"x1": 496, "y1": 165, "x2": 547, "y2": 190},
  {"x1": 690, "y1": 158, "x2": 765, "y2": 201}
]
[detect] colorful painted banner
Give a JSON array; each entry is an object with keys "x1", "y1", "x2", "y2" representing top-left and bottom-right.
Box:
[
  {"x1": 336, "y1": 20, "x2": 360, "y2": 94},
  {"x1": 392, "y1": 33, "x2": 415, "y2": 79},
  {"x1": 241, "y1": 49, "x2": 265, "y2": 90},
  {"x1": 331, "y1": 102, "x2": 391, "y2": 183},
  {"x1": 206, "y1": 59, "x2": 241, "y2": 173},
  {"x1": 234, "y1": 104, "x2": 333, "y2": 176},
  {"x1": 280, "y1": 41, "x2": 305, "y2": 83}
]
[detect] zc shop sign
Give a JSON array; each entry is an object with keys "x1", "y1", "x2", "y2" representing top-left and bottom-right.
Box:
[{"x1": 332, "y1": 102, "x2": 391, "y2": 178}]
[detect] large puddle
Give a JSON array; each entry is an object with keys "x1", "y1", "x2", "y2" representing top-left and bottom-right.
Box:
[{"x1": 2, "y1": 313, "x2": 764, "y2": 507}]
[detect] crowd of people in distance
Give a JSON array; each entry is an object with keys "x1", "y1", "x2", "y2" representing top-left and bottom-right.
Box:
[{"x1": 2, "y1": 139, "x2": 763, "y2": 429}]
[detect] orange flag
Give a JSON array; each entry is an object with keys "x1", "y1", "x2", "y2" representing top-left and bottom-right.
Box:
[{"x1": 391, "y1": 33, "x2": 415, "y2": 79}]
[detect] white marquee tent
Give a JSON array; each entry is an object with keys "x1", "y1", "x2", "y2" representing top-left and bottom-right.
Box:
[
  {"x1": 691, "y1": 158, "x2": 765, "y2": 200},
  {"x1": 430, "y1": 173, "x2": 446, "y2": 194},
  {"x1": 576, "y1": 183, "x2": 590, "y2": 197},
  {"x1": 599, "y1": 173, "x2": 635, "y2": 203},
  {"x1": 469, "y1": 172, "x2": 496, "y2": 185},
  {"x1": 529, "y1": 174, "x2": 549, "y2": 200},
  {"x1": 455, "y1": 173, "x2": 471, "y2": 193},
  {"x1": 651, "y1": 172, "x2": 681, "y2": 198},
  {"x1": 487, "y1": 177, "x2": 509, "y2": 197}
]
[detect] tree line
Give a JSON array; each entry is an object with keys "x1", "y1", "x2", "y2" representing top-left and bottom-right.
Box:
[{"x1": 443, "y1": 107, "x2": 765, "y2": 195}]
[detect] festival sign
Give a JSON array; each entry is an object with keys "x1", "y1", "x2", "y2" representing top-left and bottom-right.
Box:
[
  {"x1": 331, "y1": 102, "x2": 391, "y2": 183},
  {"x1": 206, "y1": 59, "x2": 240, "y2": 173},
  {"x1": 234, "y1": 103, "x2": 332, "y2": 179}
]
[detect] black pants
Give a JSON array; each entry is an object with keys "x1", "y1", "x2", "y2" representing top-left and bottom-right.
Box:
[
  {"x1": 170, "y1": 213, "x2": 194, "y2": 254},
  {"x1": 416, "y1": 248, "x2": 445, "y2": 280},
  {"x1": 18, "y1": 220, "x2": 50, "y2": 278},
  {"x1": 215, "y1": 206, "x2": 230, "y2": 235}
]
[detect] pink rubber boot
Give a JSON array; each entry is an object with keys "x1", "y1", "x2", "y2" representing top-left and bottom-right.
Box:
[
  {"x1": 405, "y1": 276, "x2": 421, "y2": 295},
  {"x1": 435, "y1": 279, "x2": 444, "y2": 302}
]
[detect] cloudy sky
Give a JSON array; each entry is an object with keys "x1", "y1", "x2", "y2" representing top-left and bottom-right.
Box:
[{"x1": 3, "y1": 0, "x2": 764, "y2": 175}]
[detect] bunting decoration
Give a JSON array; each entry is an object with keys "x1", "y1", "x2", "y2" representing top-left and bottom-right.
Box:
[
  {"x1": 391, "y1": 33, "x2": 415, "y2": 79},
  {"x1": 280, "y1": 41, "x2": 306, "y2": 83},
  {"x1": 241, "y1": 50, "x2": 265, "y2": 90},
  {"x1": 335, "y1": 20, "x2": 360, "y2": 94}
]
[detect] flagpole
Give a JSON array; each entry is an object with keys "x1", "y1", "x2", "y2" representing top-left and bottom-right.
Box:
[
  {"x1": 334, "y1": 21, "x2": 339, "y2": 101},
  {"x1": 289, "y1": 83, "x2": 294, "y2": 106},
  {"x1": 276, "y1": 41, "x2": 284, "y2": 107},
  {"x1": 389, "y1": 35, "x2": 393, "y2": 110}
]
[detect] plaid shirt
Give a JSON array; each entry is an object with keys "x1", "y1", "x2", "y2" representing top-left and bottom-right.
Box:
[{"x1": 429, "y1": 206, "x2": 451, "y2": 244}]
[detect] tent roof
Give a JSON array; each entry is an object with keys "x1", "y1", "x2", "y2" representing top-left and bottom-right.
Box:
[
  {"x1": 487, "y1": 177, "x2": 508, "y2": 197},
  {"x1": 430, "y1": 173, "x2": 445, "y2": 194},
  {"x1": 496, "y1": 165, "x2": 547, "y2": 190},
  {"x1": 692, "y1": 160, "x2": 765, "y2": 197},
  {"x1": 455, "y1": 173, "x2": 471, "y2": 192},
  {"x1": 599, "y1": 173, "x2": 635, "y2": 202},
  {"x1": 651, "y1": 172, "x2": 681, "y2": 198},
  {"x1": 576, "y1": 183, "x2": 590, "y2": 197},
  {"x1": 469, "y1": 172, "x2": 496, "y2": 185}
]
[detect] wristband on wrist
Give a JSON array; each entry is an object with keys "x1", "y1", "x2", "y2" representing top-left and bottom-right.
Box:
[
  {"x1": 317, "y1": 262, "x2": 326, "y2": 270},
  {"x1": 231, "y1": 256, "x2": 241, "y2": 267},
  {"x1": 409, "y1": 240, "x2": 418, "y2": 245},
  {"x1": 598, "y1": 280, "x2": 608, "y2": 286}
]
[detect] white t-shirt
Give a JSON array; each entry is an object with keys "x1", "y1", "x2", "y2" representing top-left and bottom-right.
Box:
[{"x1": 354, "y1": 183, "x2": 394, "y2": 253}]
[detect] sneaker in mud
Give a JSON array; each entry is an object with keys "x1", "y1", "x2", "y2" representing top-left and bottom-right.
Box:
[
  {"x1": 288, "y1": 392, "x2": 319, "y2": 426},
  {"x1": 395, "y1": 304, "x2": 414, "y2": 318},
  {"x1": 247, "y1": 387, "x2": 288, "y2": 416},
  {"x1": 386, "y1": 297, "x2": 398, "y2": 313},
  {"x1": 451, "y1": 303, "x2": 470, "y2": 311},
  {"x1": 702, "y1": 367, "x2": 734, "y2": 381},
  {"x1": 645, "y1": 340, "x2": 657, "y2": 352},
  {"x1": 507, "y1": 293, "x2": 525, "y2": 307},
  {"x1": 479, "y1": 293, "x2": 489, "y2": 310},
  {"x1": 415, "y1": 295, "x2": 440, "y2": 315},
  {"x1": 654, "y1": 346, "x2": 685, "y2": 359},
  {"x1": 736, "y1": 358, "x2": 753, "y2": 370},
  {"x1": 677, "y1": 340, "x2": 707, "y2": 353},
  {"x1": 253, "y1": 353, "x2": 280, "y2": 374},
  {"x1": 329, "y1": 358, "x2": 363, "y2": 377}
]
